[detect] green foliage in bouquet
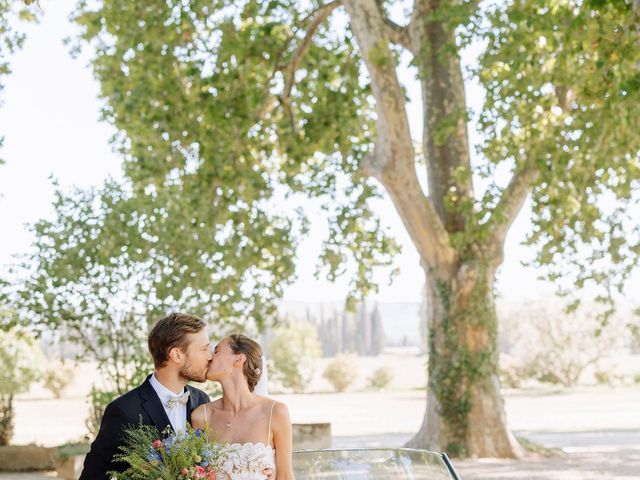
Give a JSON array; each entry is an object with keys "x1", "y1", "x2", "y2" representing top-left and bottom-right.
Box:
[{"x1": 110, "y1": 423, "x2": 224, "y2": 480}]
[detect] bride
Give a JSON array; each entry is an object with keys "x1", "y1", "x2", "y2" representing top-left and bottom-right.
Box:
[{"x1": 191, "y1": 334, "x2": 294, "y2": 480}]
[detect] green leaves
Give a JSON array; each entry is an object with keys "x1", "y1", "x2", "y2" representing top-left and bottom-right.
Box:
[
  {"x1": 318, "y1": 178, "x2": 401, "y2": 308},
  {"x1": 471, "y1": 0, "x2": 640, "y2": 313},
  {"x1": 43, "y1": 0, "x2": 395, "y2": 324},
  {"x1": 0, "y1": 329, "x2": 44, "y2": 396}
]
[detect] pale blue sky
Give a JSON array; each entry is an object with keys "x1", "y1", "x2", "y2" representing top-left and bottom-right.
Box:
[{"x1": 0, "y1": 0, "x2": 576, "y2": 304}]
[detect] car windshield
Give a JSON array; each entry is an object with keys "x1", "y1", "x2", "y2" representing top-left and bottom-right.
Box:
[{"x1": 292, "y1": 448, "x2": 459, "y2": 480}]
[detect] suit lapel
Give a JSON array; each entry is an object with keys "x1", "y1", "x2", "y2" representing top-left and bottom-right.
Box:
[
  {"x1": 186, "y1": 385, "x2": 199, "y2": 425},
  {"x1": 139, "y1": 375, "x2": 174, "y2": 434}
]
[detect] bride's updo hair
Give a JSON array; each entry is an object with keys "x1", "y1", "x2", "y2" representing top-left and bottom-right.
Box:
[{"x1": 228, "y1": 334, "x2": 263, "y2": 392}]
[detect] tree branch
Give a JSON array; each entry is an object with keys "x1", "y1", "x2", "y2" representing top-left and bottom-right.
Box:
[
  {"x1": 486, "y1": 165, "x2": 539, "y2": 253},
  {"x1": 373, "y1": 0, "x2": 411, "y2": 50},
  {"x1": 409, "y1": 0, "x2": 475, "y2": 233},
  {"x1": 361, "y1": 151, "x2": 455, "y2": 274},
  {"x1": 283, "y1": 1, "x2": 343, "y2": 99},
  {"x1": 347, "y1": 0, "x2": 454, "y2": 272},
  {"x1": 383, "y1": 18, "x2": 411, "y2": 50},
  {"x1": 258, "y1": 1, "x2": 343, "y2": 121}
]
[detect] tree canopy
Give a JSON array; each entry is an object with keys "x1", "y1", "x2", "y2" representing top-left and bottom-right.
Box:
[{"x1": 45, "y1": 0, "x2": 638, "y2": 316}]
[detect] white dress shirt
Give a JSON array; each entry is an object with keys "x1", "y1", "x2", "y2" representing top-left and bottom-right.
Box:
[{"x1": 149, "y1": 373, "x2": 187, "y2": 433}]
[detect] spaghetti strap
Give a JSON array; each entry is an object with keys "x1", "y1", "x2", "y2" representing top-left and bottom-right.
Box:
[{"x1": 266, "y1": 400, "x2": 276, "y2": 445}]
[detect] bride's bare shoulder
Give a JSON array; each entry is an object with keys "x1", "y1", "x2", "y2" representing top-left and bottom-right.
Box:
[
  {"x1": 257, "y1": 395, "x2": 278, "y2": 407},
  {"x1": 273, "y1": 400, "x2": 289, "y2": 414},
  {"x1": 264, "y1": 398, "x2": 289, "y2": 419},
  {"x1": 270, "y1": 401, "x2": 291, "y2": 435},
  {"x1": 192, "y1": 398, "x2": 222, "y2": 425}
]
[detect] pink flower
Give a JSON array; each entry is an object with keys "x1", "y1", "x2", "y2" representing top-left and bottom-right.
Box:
[
  {"x1": 152, "y1": 440, "x2": 163, "y2": 449},
  {"x1": 206, "y1": 470, "x2": 217, "y2": 480},
  {"x1": 195, "y1": 465, "x2": 206, "y2": 478},
  {"x1": 182, "y1": 467, "x2": 189, "y2": 474}
]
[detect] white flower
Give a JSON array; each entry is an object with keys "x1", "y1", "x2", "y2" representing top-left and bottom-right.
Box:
[{"x1": 218, "y1": 443, "x2": 275, "y2": 480}]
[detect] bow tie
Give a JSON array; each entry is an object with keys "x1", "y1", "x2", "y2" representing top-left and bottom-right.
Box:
[{"x1": 166, "y1": 391, "x2": 190, "y2": 409}]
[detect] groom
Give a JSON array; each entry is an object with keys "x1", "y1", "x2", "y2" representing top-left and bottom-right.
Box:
[{"x1": 79, "y1": 313, "x2": 213, "y2": 480}]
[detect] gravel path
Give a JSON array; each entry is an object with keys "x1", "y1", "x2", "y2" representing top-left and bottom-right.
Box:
[{"x1": 455, "y1": 430, "x2": 640, "y2": 479}]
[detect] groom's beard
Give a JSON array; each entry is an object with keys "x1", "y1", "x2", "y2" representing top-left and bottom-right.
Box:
[{"x1": 179, "y1": 356, "x2": 208, "y2": 383}]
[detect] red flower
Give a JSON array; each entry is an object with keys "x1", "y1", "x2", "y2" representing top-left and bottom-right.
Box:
[{"x1": 152, "y1": 440, "x2": 163, "y2": 449}]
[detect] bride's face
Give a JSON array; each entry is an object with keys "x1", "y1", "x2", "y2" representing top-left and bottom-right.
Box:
[{"x1": 206, "y1": 337, "x2": 238, "y2": 381}]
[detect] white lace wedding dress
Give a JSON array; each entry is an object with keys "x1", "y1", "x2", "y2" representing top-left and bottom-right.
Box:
[
  {"x1": 205, "y1": 402, "x2": 277, "y2": 480},
  {"x1": 219, "y1": 441, "x2": 276, "y2": 480}
]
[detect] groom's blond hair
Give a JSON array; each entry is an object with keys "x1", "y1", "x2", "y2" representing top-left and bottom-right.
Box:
[{"x1": 148, "y1": 312, "x2": 206, "y2": 368}]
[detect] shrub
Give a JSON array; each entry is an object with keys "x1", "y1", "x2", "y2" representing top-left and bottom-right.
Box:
[
  {"x1": 594, "y1": 370, "x2": 612, "y2": 385},
  {"x1": 269, "y1": 322, "x2": 322, "y2": 393},
  {"x1": 499, "y1": 353, "x2": 527, "y2": 388},
  {"x1": 43, "y1": 360, "x2": 75, "y2": 399},
  {"x1": 57, "y1": 441, "x2": 91, "y2": 462},
  {"x1": 499, "y1": 301, "x2": 624, "y2": 388},
  {"x1": 0, "y1": 329, "x2": 44, "y2": 445},
  {"x1": 86, "y1": 387, "x2": 121, "y2": 437},
  {"x1": 323, "y1": 354, "x2": 358, "y2": 392},
  {"x1": 366, "y1": 366, "x2": 393, "y2": 390}
]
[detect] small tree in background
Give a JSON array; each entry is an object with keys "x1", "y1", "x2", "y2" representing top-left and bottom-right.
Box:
[
  {"x1": 269, "y1": 321, "x2": 321, "y2": 393},
  {"x1": 500, "y1": 301, "x2": 626, "y2": 388},
  {"x1": 369, "y1": 304, "x2": 385, "y2": 356},
  {"x1": 355, "y1": 300, "x2": 371, "y2": 356},
  {"x1": 43, "y1": 360, "x2": 75, "y2": 399},
  {"x1": 366, "y1": 366, "x2": 393, "y2": 391},
  {"x1": 324, "y1": 354, "x2": 359, "y2": 392},
  {"x1": 0, "y1": 328, "x2": 44, "y2": 445}
]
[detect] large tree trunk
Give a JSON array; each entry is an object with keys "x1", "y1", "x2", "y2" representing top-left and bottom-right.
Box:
[
  {"x1": 345, "y1": 0, "x2": 529, "y2": 458},
  {"x1": 406, "y1": 261, "x2": 522, "y2": 458}
]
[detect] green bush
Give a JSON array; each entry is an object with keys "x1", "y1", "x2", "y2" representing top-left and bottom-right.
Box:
[
  {"x1": 366, "y1": 366, "x2": 393, "y2": 390},
  {"x1": 323, "y1": 354, "x2": 358, "y2": 392},
  {"x1": 0, "y1": 329, "x2": 44, "y2": 445},
  {"x1": 269, "y1": 322, "x2": 321, "y2": 393},
  {"x1": 57, "y1": 441, "x2": 90, "y2": 462},
  {"x1": 43, "y1": 361, "x2": 75, "y2": 399},
  {"x1": 86, "y1": 387, "x2": 121, "y2": 437},
  {"x1": 594, "y1": 370, "x2": 612, "y2": 385}
]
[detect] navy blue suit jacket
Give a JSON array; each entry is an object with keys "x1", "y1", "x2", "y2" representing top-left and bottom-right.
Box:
[{"x1": 79, "y1": 375, "x2": 210, "y2": 480}]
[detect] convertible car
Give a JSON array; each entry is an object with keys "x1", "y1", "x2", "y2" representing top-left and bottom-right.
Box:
[{"x1": 292, "y1": 448, "x2": 461, "y2": 480}]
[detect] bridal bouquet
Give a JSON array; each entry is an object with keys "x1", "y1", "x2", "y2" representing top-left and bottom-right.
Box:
[{"x1": 110, "y1": 423, "x2": 224, "y2": 480}]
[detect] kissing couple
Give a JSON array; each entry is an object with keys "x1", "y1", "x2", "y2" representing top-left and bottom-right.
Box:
[{"x1": 79, "y1": 312, "x2": 294, "y2": 480}]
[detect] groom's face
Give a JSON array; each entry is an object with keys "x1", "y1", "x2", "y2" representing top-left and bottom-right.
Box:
[{"x1": 177, "y1": 327, "x2": 212, "y2": 383}]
